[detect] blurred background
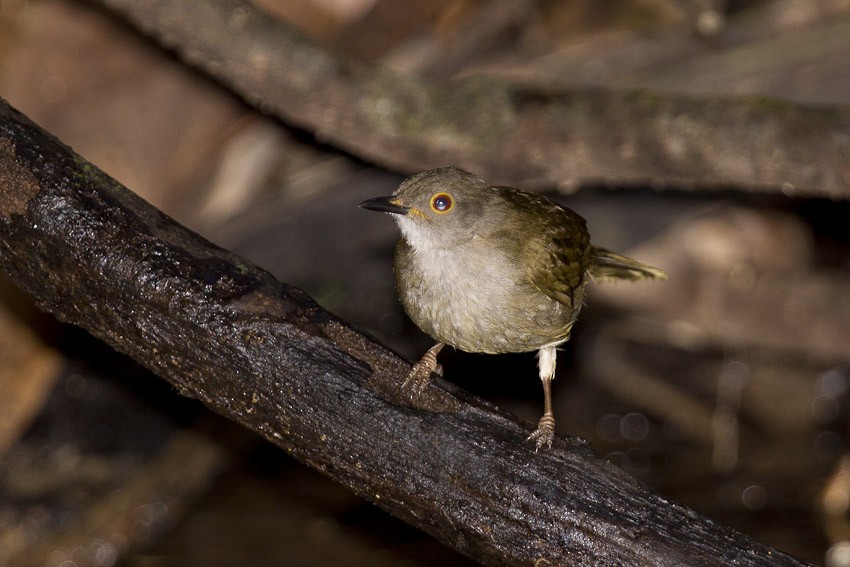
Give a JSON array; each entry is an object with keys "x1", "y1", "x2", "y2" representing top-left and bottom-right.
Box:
[{"x1": 1, "y1": 0, "x2": 850, "y2": 565}]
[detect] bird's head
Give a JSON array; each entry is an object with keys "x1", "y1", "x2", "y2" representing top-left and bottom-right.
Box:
[{"x1": 359, "y1": 166, "x2": 497, "y2": 250}]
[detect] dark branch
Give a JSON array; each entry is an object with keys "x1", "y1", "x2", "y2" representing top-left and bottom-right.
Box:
[
  {"x1": 0, "y1": 99, "x2": 809, "y2": 565},
  {"x1": 94, "y1": 0, "x2": 850, "y2": 198}
]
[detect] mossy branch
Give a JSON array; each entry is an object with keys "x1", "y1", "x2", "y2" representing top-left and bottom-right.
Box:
[{"x1": 94, "y1": 0, "x2": 850, "y2": 198}]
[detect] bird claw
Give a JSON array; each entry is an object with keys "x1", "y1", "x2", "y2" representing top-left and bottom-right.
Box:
[
  {"x1": 402, "y1": 343, "x2": 444, "y2": 402},
  {"x1": 401, "y1": 361, "x2": 433, "y2": 401},
  {"x1": 527, "y1": 413, "x2": 556, "y2": 452}
]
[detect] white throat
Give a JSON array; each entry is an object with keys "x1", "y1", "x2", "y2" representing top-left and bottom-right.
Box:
[{"x1": 395, "y1": 215, "x2": 448, "y2": 252}]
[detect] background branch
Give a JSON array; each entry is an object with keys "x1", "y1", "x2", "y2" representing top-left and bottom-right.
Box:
[
  {"x1": 0, "y1": 99, "x2": 809, "y2": 565},
  {"x1": 96, "y1": 0, "x2": 850, "y2": 198}
]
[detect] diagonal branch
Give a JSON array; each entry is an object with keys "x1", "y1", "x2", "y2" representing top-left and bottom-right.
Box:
[
  {"x1": 94, "y1": 0, "x2": 850, "y2": 198},
  {"x1": 0, "y1": 99, "x2": 809, "y2": 566}
]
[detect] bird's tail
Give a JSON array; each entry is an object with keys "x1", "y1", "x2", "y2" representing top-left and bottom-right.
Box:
[{"x1": 589, "y1": 246, "x2": 667, "y2": 282}]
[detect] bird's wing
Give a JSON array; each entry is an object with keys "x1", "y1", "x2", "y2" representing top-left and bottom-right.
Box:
[{"x1": 526, "y1": 207, "x2": 592, "y2": 310}]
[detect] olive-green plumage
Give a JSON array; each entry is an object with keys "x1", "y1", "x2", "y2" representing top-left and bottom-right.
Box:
[
  {"x1": 360, "y1": 166, "x2": 665, "y2": 450},
  {"x1": 393, "y1": 171, "x2": 591, "y2": 354}
]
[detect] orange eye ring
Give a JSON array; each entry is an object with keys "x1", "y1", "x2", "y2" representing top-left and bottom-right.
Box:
[{"x1": 430, "y1": 192, "x2": 453, "y2": 213}]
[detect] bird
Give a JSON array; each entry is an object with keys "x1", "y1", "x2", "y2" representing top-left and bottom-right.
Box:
[{"x1": 360, "y1": 166, "x2": 666, "y2": 450}]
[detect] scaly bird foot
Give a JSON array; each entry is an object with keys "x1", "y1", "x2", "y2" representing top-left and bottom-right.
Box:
[
  {"x1": 402, "y1": 342, "x2": 444, "y2": 401},
  {"x1": 527, "y1": 412, "x2": 556, "y2": 452},
  {"x1": 402, "y1": 361, "x2": 433, "y2": 400}
]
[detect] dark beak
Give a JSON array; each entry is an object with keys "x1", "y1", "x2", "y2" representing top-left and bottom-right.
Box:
[{"x1": 359, "y1": 195, "x2": 410, "y2": 215}]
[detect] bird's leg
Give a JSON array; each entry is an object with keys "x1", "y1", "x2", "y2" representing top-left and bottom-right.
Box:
[
  {"x1": 528, "y1": 346, "x2": 557, "y2": 451},
  {"x1": 403, "y1": 342, "x2": 445, "y2": 400}
]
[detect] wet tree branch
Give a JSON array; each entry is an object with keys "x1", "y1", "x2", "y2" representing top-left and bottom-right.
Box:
[
  {"x1": 93, "y1": 0, "x2": 850, "y2": 198},
  {"x1": 0, "y1": 99, "x2": 810, "y2": 566}
]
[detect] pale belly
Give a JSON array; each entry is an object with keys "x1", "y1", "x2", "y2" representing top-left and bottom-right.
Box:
[{"x1": 395, "y1": 246, "x2": 582, "y2": 354}]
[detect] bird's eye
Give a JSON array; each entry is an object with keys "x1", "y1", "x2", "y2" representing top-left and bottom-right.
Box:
[{"x1": 430, "y1": 193, "x2": 453, "y2": 213}]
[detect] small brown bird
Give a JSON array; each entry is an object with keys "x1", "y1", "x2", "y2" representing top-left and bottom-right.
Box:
[{"x1": 361, "y1": 167, "x2": 665, "y2": 450}]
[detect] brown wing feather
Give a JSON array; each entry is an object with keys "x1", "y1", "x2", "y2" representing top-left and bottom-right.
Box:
[
  {"x1": 589, "y1": 247, "x2": 667, "y2": 282},
  {"x1": 526, "y1": 205, "x2": 592, "y2": 309}
]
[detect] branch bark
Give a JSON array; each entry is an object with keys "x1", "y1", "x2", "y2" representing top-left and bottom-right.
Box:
[
  {"x1": 0, "y1": 99, "x2": 810, "y2": 565},
  {"x1": 94, "y1": 0, "x2": 850, "y2": 198}
]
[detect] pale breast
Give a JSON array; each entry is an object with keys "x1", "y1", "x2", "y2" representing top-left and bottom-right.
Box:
[{"x1": 395, "y1": 240, "x2": 580, "y2": 354}]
